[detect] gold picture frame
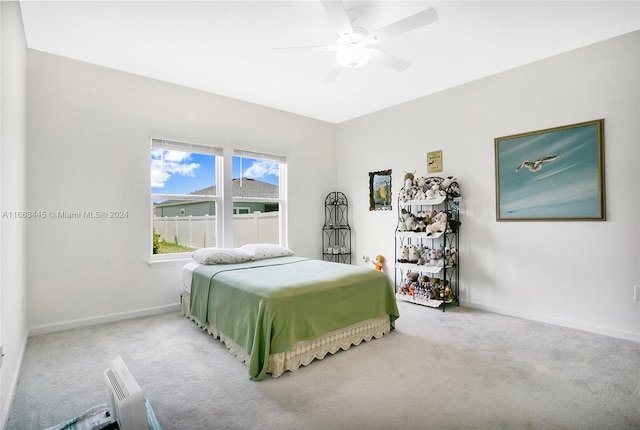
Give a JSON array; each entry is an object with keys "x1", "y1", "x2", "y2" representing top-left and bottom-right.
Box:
[{"x1": 495, "y1": 119, "x2": 605, "y2": 221}]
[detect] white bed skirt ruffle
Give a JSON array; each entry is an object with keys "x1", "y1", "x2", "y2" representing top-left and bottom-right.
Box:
[{"x1": 180, "y1": 292, "x2": 391, "y2": 378}]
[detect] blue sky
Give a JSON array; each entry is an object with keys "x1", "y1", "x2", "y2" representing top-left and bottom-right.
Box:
[{"x1": 151, "y1": 150, "x2": 279, "y2": 195}]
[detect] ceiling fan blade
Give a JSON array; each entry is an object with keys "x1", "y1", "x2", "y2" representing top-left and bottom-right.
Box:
[
  {"x1": 322, "y1": 66, "x2": 342, "y2": 83},
  {"x1": 272, "y1": 44, "x2": 337, "y2": 53},
  {"x1": 321, "y1": 0, "x2": 354, "y2": 36},
  {"x1": 367, "y1": 7, "x2": 438, "y2": 44},
  {"x1": 370, "y1": 48, "x2": 411, "y2": 72}
]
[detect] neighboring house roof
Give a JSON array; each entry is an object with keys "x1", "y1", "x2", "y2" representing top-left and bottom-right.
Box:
[
  {"x1": 194, "y1": 177, "x2": 279, "y2": 199},
  {"x1": 155, "y1": 177, "x2": 278, "y2": 207}
]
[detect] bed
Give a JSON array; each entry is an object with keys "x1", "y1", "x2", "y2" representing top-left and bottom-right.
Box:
[{"x1": 180, "y1": 245, "x2": 399, "y2": 380}]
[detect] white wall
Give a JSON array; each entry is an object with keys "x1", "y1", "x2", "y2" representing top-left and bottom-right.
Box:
[
  {"x1": 337, "y1": 31, "x2": 640, "y2": 341},
  {"x1": 0, "y1": 1, "x2": 29, "y2": 426},
  {"x1": 21, "y1": 24, "x2": 640, "y2": 344},
  {"x1": 26, "y1": 50, "x2": 336, "y2": 332}
]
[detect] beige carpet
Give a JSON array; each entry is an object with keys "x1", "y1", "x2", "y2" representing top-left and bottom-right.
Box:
[{"x1": 7, "y1": 301, "x2": 640, "y2": 429}]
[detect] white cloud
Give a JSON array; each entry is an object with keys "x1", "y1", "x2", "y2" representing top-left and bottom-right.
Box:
[
  {"x1": 163, "y1": 150, "x2": 191, "y2": 163},
  {"x1": 244, "y1": 160, "x2": 279, "y2": 180},
  {"x1": 151, "y1": 150, "x2": 200, "y2": 188}
]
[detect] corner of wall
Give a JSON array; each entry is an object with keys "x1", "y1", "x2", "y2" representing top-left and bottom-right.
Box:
[{"x1": 0, "y1": 0, "x2": 29, "y2": 426}]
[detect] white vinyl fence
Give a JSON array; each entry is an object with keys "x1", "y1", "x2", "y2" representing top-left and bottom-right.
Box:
[{"x1": 153, "y1": 212, "x2": 279, "y2": 249}]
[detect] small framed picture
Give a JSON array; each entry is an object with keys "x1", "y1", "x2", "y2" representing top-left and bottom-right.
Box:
[
  {"x1": 427, "y1": 150, "x2": 443, "y2": 173},
  {"x1": 369, "y1": 169, "x2": 392, "y2": 211}
]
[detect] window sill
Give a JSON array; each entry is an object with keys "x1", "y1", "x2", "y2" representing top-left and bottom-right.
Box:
[{"x1": 147, "y1": 257, "x2": 191, "y2": 268}]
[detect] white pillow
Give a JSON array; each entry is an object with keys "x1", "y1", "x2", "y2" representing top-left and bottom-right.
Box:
[
  {"x1": 240, "y1": 243, "x2": 294, "y2": 260},
  {"x1": 192, "y1": 247, "x2": 254, "y2": 265}
]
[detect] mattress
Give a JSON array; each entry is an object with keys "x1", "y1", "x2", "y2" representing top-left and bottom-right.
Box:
[
  {"x1": 182, "y1": 262, "x2": 200, "y2": 292},
  {"x1": 182, "y1": 256, "x2": 399, "y2": 380}
]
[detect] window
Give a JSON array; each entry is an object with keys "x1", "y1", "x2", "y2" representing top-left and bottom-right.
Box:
[
  {"x1": 151, "y1": 139, "x2": 221, "y2": 256},
  {"x1": 231, "y1": 150, "x2": 287, "y2": 248},
  {"x1": 150, "y1": 140, "x2": 287, "y2": 258}
]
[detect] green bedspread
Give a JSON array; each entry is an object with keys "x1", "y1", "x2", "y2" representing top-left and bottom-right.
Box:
[{"x1": 190, "y1": 256, "x2": 399, "y2": 380}]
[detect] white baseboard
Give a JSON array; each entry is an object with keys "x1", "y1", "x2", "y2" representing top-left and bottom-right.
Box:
[
  {"x1": 1, "y1": 330, "x2": 28, "y2": 430},
  {"x1": 28, "y1": 303, "x2": 181, "y2": 337},
  {"x1": 463, "y1": 301, "x2": 640, "y2": 343}
]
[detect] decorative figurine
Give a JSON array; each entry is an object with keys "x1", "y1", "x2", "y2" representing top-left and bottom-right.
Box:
[{"x1": 373, "y1": 255, "x2": 385, "y2": 271}]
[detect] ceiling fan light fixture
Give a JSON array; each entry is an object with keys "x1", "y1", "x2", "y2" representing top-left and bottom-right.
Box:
[{"x1": 336, "y1": 41, "x2": 370, "y2": 68}]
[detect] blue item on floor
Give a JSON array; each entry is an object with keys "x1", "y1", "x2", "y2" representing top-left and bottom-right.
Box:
[{"x1": 44, "y1": 398, "x2": 161, "y2": 430}]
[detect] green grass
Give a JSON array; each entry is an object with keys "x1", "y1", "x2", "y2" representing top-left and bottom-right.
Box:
[{"x1": 156, "y1": 241, "x2": 197, "y2": 254}]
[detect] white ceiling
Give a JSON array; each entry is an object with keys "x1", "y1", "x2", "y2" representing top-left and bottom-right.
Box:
[{"x1": 19, "y1": 1, "x2": 640, "y2": 124}]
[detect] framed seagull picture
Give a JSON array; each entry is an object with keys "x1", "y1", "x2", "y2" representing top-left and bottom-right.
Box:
[{"x1": 494, "y1": 119, "x2": 605, "y2": 221}]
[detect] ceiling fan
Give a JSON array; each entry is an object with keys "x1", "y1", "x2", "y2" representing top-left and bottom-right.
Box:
[{"x1": 274, "y1": 1, "x2": 438, "y2": 82}]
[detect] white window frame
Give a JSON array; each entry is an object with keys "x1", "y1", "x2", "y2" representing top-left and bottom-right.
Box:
[
  {"x1": 232, "y1": 149, "x2": 288, "y2": 247},
  {"x1": 149, "y1": 139, "x2": 288, "y2": 264},
  {"x1": 150, "y1": 138, "x2": 223, "y2": 263}
]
